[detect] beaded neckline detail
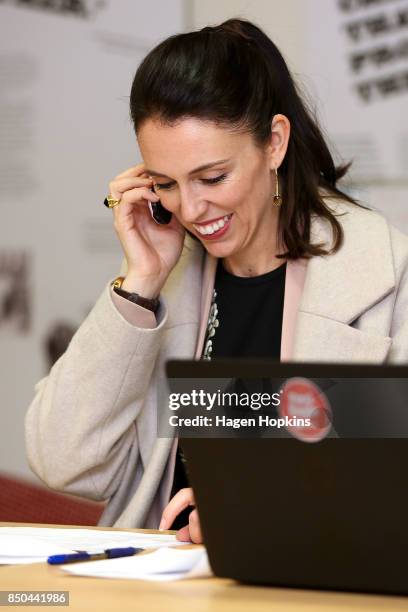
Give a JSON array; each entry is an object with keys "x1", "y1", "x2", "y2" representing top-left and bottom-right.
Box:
[{"x1": 202, "y1": 289, "x2": 219, "y2": 361}]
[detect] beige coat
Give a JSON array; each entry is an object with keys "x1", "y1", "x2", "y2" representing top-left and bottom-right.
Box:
[{"x1": 25, "y1": 199, "x2": 408, "y2": 528}]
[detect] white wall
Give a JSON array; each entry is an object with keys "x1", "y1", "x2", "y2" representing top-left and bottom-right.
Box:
[
  {"x1": 189, "y1": 0, "x2": 307, "y2": 73},
  {"x1": 0, "y1": 0, "x2": 187, "y2": 481}
]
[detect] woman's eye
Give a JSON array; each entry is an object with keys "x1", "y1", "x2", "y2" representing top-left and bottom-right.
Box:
[
  {"x1": 204, "y1": 173, "x2": 228, "y2": 185},
  {"x1": 154, "y1": 181, "x2": 173, "y2": 190},
  {"x1": 154, "y1": 173, "x2": 228, "y2": 190}
]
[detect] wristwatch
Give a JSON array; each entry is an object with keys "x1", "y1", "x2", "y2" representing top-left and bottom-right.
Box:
[{"x1": 111, "y1": 276, "x2": 159, "y2": 313}]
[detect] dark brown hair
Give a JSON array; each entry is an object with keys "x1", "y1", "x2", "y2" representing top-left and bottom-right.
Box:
[{"x1": 130, "y1": 18, "x2": 363, "y2": 259}]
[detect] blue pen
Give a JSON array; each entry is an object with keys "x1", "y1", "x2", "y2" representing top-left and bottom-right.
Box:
[{"x1": 47, "y1": 546, "x2": 144, "y2": 565}]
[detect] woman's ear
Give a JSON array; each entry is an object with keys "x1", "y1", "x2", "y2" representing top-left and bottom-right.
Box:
[{"x1": 266, "y1": 114, "x2": 291, "y2": 170}]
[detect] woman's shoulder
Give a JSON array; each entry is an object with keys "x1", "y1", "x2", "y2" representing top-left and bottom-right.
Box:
[{"x1": 318, "y1": 193, "x2": 408, "y2": 255}]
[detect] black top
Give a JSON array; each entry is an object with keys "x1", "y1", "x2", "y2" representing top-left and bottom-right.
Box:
[
  {"x1": 210, "y1": 259, "x2": 286, "y2": 358},
  {"x1": 169, "y1": 259, "x2": 287, "y2": 530}
]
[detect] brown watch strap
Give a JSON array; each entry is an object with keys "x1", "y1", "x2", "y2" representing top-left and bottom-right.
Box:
[{"x1": 113, "y1": 286, "x2": 159, "y2": 313}]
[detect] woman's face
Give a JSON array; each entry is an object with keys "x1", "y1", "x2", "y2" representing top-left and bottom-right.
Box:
[{"x1": 137, "y1": 116, "x2": 286, "y2": 262}]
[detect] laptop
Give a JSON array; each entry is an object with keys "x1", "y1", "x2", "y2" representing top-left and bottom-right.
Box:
[{"x1": 165, "y1": 359, "x2": 408, "y2": 595}]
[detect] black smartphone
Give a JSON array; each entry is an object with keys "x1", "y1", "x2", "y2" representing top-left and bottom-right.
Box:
[{"x1": 148, "y1": 199, "x2": 172, "y2": 225}]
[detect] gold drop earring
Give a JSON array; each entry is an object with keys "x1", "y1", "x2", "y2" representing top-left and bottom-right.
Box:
[{"x1": 273, "y1": 167, "x2": 282, "y2": 206}]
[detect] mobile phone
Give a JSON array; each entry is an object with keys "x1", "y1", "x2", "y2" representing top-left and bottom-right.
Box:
[{"x1": 148, "y1": 200, "x2": 172, "y2": 225}]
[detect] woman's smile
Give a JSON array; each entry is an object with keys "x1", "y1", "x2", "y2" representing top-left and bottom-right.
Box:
[{"x1": 192, "y1": 213, "x2": 233, "y2": 240}]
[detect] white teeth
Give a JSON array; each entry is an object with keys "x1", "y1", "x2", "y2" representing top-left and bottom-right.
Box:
[{"x1": 193, "y1": 214, "x2": 231, "y2": 236}]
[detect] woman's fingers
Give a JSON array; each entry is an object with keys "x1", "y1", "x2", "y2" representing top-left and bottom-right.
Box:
[
  {"x1": 159, "y1": 487, "x2": 196, "y2": 531},
  {"x1": 189, "y1": 509, "x2": 202, "y2": 543},
  {"x1": 118, "y1": 186, "x2": 159, "y2": 206},
  {"x1": 110, "y1": 176, "x2": 153, "y2": 197},
  {"x1": 109, "y1": 180, "x2": 159, "y2": 206},
  {"x1": 176, "y1": 508, "x2": 202, "y2": 543},
  {"x1": 111, "y1": 187, "x2": 160, "y2": 226},
  {"x1": 175, "y1": 509, "x2": 203, "y2": 543},
  {"x1": 160, "y1": 488, "x2": 203, "y2": 544},
  {"x1": 175, "y1": 525, "x2": 191, "y2": 542}
]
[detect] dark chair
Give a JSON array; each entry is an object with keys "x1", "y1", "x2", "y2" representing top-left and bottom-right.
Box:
[{"x1": 0, "y1": 472, "x2": 105, "y2": 526}]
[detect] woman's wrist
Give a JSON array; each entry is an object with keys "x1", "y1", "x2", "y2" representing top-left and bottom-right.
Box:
[{"x1": 121, "y1": 274, "x2": 162, "y2": 299}]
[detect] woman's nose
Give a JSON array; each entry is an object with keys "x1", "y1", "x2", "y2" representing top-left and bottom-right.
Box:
[{"x1": 178, "y1": 188, "x2": 207, "y2": 224}]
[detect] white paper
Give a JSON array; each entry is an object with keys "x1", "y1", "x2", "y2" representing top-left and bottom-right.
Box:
[
  {"x1": 0, "y1": 527, "x2": 184, "y2": 565},
  {"x1": 0, "y1": 533, "x2": 74, "y2": 564},
  {"x1": 63, "y1": 546, "x2": 212, "y2": 581}
]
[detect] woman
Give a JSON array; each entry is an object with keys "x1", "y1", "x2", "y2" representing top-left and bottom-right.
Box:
[{"x1": 25, "y1": 18, "x2": 408, "y2": 544}]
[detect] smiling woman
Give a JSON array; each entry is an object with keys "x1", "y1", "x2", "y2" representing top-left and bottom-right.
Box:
[{"x1": 25, "y1": 18, "x2": 408, "y2": 544}]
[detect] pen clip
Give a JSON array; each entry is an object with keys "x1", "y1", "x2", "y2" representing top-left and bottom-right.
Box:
[{"x1": 105, "y1": 547, "x2": 143, "y2": 559}]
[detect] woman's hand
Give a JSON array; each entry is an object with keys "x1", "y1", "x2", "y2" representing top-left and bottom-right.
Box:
[
  {"x1": 109, "y1": 162, "x2": 185, "y2": 297},
  {"x1": 159, "y1": 488, "x2": 203, "y2": 543}
]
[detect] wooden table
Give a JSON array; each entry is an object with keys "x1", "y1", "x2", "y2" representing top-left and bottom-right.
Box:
[{"x1": 1, "y1": 522, "x2": 407, "y2": 611}]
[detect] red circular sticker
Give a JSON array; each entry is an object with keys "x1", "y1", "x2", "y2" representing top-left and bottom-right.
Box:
[{"x1": 279, "y1": 377, "x2": 332, "y2": 443}]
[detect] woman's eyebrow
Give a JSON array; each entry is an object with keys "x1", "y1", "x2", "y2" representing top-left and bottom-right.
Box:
[{"x1": 145, "y1": 158, "x2": 231, "y2": 178}]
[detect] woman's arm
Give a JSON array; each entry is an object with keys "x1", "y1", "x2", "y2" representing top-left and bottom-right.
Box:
[{"x1": 24, "y1": 278, "x2": 168, "y2": 501}]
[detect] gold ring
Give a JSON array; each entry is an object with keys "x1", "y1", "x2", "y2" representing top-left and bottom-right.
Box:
[{"x1": 104, "y1": 195, "x2": 121, "y2": 209}]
